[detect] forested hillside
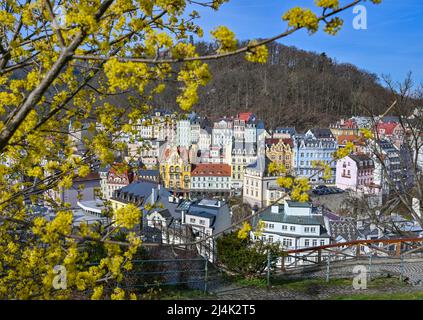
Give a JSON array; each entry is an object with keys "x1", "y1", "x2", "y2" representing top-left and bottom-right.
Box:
[{"x1": 152, "y1": 41, "x2": 396, "y2": 129}]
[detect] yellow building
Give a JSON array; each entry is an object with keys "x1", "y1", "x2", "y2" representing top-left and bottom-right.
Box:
[
  {"x1": 159, "y1": 145, "x2": 191, "y2": 195},
  {"x1": 265, "y1": 138, "x2": 294, "y2": 174}
]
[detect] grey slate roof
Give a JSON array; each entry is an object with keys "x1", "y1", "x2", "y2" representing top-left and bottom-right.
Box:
[
  {"x1": 137, "y1": 169, "x2": 160, "y2": 177},
  {"x1": 275, "y1": 127, "x2": 296, "y2": 136},
  {"x1": 310, "y1": 128, "x2": 335, "y2": 139},
  {"x1": 329, "y1": 220, "x2": 358, "y2": 242},
  {"x1": 260, "y1": 204, "x2": 323, "y2": 226},
  {"x1": 286, "y1": 201, "x2": 312, "y2": 208}
]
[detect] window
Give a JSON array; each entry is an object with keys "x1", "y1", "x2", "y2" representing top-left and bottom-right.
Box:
[
  {"x1": 320, "y1": 240, "x2": 325, "y2": 246},
  {"x1": 304, "y1": 227, "x2": 310, "y2": 233},
  {"x1": 199, "y1": 219, "x2": 205, "y2": 225},
  {"x1": 310, "y1": 227, "x2": 316, "y2": 233},
  {"x1": 190, "y1": 218, "x2": 195, "y2": 223},
  {"x1": 282, "y1": 225, "x2": 288, "y2": 231},
  {"x1": 312, "y1": 239, "x2": 317, "y2": 247},
  {"x1": 290, "y1": 226, "x2": 295, "y2": 231},
  {"x1": 305, "y1": 239, "x2": 310, "y2": 247},
  {"x1": 283, "y1": 238, "x2": 292, "y2": 247},
  {"x1": 268, "y1": 236, "x2": 274, "y2": 243}
]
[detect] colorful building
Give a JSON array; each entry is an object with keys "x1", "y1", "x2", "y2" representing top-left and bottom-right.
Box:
[
  {"x1": 159, "y1": 145, "x2": 192, "y2": 195},
  {"x1": 190, "y1": 163, "x2": 232, "y2": 197},
  {"x1": 335, "y1": 154, "x2": 377, "y2": 194},
  {"x1": 265, "y1": 138, "x2": 294, "y2": 174}
]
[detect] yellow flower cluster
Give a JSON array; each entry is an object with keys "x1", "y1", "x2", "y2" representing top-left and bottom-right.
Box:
[
  {"x1": 282, "y1": 7, "x2": 319, "y2": 33},
  {"x1": 277, "y1": 176, "x2": 311, "y2": 202},
  {"x1": 245, "y1": 43, "x2": 269, "y2": 64},
  {"x1": 253, "y1": 220, "x2": 266, "y2": 238},
  {"x1": 315, "y1": 0, "x2": 339, "y2": 9},
  {"x1": 114, "y1": 204, "x2": 142, "y2": 229},
  {"x1": 333, "y1": 141, "x2": 354, "y2": 159},
  {"x1": 324, "y1": 17, "x2": 344, "y2": 35},
  {"x1": 360, "y1": 128, "x2": 374, "y2": 139},
  {"x1": 267, "y1": 162, "x2": 287, "y2": 176},
  {"x1": 211, "y1": 26, "x2": 237, "y2": 53},
  {"x1": 237, "y1": 222, "x2": 252, "y2": 240}
]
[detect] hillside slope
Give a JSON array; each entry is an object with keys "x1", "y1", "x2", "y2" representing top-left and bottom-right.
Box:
[{"x1": 154, "y1": 41, "x2": 395, "y2": 129}]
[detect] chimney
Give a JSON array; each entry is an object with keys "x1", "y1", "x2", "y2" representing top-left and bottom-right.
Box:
[{"x1": 271, "y1": 205, "x2": 279, "y2": 214}]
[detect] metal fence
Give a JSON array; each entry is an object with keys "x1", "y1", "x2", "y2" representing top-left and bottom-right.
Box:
[
  {"x1": 263, "y1": 252, "x2": 423, "y2": 287},
  {"x1": 120, "y1": 257, "x2": 225, "y2": 293}
]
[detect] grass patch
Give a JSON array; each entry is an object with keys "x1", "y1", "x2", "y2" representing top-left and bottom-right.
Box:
[
  {"x1": 231, "y1": 275, "x2": 351, "y2": 290},
  {"x1": 151, "y1": 288, "x2": 213, "y2": 300},
  {"x1": 230, "y1": 274, "x2": 407, "y2": 292}
]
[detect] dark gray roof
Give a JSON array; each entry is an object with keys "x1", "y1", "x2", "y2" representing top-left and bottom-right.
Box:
[
  {"x1": 260, "y1": 207, "x2": 323, "y2": 225},
  {"x1": 150, "y1": 208, "x2": 171, "y2": 219},
  {"x1": 137, "y1": 169, "x2": 160, "y2": 177},
  {"x1": 310, "y1": 128, "x2": 334, "y2": 139},
  {"x1": 329, "y1": 221, "x2": 358, "y2": 242},
  {"x1": 187, "y1": 210, "x2": 216, "y2": 220},
  {"x1": 286, "y1": 201, "x2": 312, "y2": 208},
  {"x1": 246, "y1": 155, "x2": 270, "y2": 174},
  {"x1": 381, "y1": 116, "x2": 400, "y2": 123},
  {"x1": 275, "y1": 127, "x2": 296, "y2": 135},
  {"x1": 349, "y1": 154, "x2": 375, "y2": 169},
  {"x1": 115, "y1": 180, "x2": 158, "y2": 198}
]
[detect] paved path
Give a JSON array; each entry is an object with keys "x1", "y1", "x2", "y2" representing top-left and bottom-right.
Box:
[
  {"x1": 204, "y1": 258, "x2": 423, "y2": 300},
  {"x1": 209, "y1": 284, "x2": 423, "y2": 300},
  {"x1": 279, "y1": 259, "x2": 423, "y2": 286}
]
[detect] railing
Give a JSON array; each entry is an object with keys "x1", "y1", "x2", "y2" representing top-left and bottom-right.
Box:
[{"x1": 280, "y1": 237, "x2": 423, "y2": 271}]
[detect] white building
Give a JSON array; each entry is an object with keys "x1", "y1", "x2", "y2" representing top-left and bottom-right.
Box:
[
  {"x1": 181, "y1": 198, "x2": 232, "y2": 261},
  {"x1": 198, "y1": 127, "x2": 212, "y2": 151},
  {"x1": 253, "y1": 200, "x2": 331, "y2": 267},
  {"x1": 243, "y1": 155, "x2": 285, "y2": 208},
  {"x1": 176, "y1": 119, "x2": 191, "y2": 147},
  {"x1": 212, "y1": 119, "x2": 233, "y2": 147},
  {"x1": 190, "y1": 163, "x2": 232, "y2": 196},
  {"x1": 231, "y1": 140, "x2": 257, "y2": 189}
]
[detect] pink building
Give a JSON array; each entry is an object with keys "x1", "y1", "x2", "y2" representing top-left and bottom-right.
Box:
[{"x1": 336, "y1": 154, "x2": 376, "y2": 194}]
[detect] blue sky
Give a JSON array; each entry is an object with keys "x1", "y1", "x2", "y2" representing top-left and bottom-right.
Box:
[{"x1": 192, "y1": 0, "x2": 423, "y2": 85}]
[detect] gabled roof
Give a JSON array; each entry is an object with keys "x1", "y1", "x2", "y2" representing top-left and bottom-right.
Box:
[
  {"x1": 237, "y1": 112, "x2": 255, "y2": 122},
  {"x1": 337, "y1": 135, "x2": 364, "y2": 145},
  {"x1": 309, "y1": 128, "x2": 335, "y2": 139},
  {"x1": 265, "y1": 138, "x2": 293, "y2": 148},
  {"x1": 275, "y1": 127, "x2": 297, "y2": 136},
  {"x1": 376, "y1": 122, "x2": 400, "y2": 135},
  {"x1": 329, "y1": 220, "x2": 358, "y2": 242},
  {"x1": 348, "y1": 154, "x2": 375, "y2": 169},
  {"x1": 191, "y1": 163, "x2": 231, "y2": 177}
]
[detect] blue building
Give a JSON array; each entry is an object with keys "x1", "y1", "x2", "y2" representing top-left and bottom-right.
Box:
[{"x1": 293, "y1": 129, "x2": 338, "y2": 184}]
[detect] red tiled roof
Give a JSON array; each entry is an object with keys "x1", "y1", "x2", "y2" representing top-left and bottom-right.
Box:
[
  {"x1": 238, "y1": 112, "x2": 253, "y2": 121},
  {"x1": 375, "y1": 122, "x2": 399, "y2": 135},
  {"x1": 108, "y1": 163, "x2": 134, "y2": 184},
  {"x1": 265, "y1": 138, "x2": 293, "y2": 148},
  {"x1": 342, "y1": 119, "x2": 358, "y2": 129},
  {"x1": 191, "y1": 164, "x2": 231, "y2": 177}
]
